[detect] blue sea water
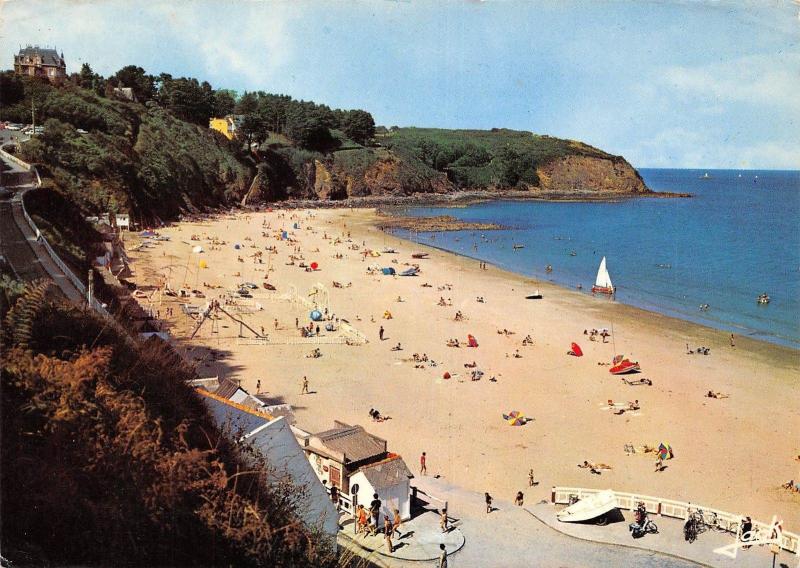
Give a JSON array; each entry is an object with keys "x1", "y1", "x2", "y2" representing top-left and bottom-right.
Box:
[{"x1": 389, "y1": 169, "x2": 800, "y2": 348}]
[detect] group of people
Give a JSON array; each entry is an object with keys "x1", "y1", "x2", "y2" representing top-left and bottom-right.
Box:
[
  {"x1": 354, "y1": 495, "x2": 402, "y2": 553},
  {"x1": 584, "y1": 328, "x2": 610, "y2": 342}
]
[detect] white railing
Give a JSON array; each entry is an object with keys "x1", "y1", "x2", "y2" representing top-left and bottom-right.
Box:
[
  {"x1": 551, "y1": 486, "x2": 799, "y2": 555},
  {"x1": 4, "y1": 148, "x2": 111, "y2": 319}
]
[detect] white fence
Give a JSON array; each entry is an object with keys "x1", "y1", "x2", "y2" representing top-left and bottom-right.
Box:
[
  {"x1": 552, "y1": 486, "x2": 799, "y2": 555},
  {"x1": 3, "y1": 147, "x2": 110, "y2": 319}
]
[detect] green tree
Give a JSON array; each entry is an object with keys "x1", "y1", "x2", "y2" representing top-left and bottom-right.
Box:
[
  {"x1": 342, "y1": 110, "x2": 375, "y2": 145},
  {"x1": 78, "y1": 63, "x2": 95, "y2": 89},
  {"x1": 112, "y1": 65, "x2": 156, "y2": 101},
  {"x1": 285, "y1": 109, "x2": 334, "y2": 151},
  {"x1": 213, "y1": 89, "x2": 236, "y2": 117},
  {"x1": 235, "y1": 91, "x2": 258, "y2": 115}
]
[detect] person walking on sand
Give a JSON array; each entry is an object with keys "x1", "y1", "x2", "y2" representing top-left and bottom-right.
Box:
[
  {"x1": 528, "y1": 469, "x2": 536, "y2": 487},
  {"x1": 420, "y1": 452, "x2": 427, "y2": 475},
  {"x1": 485, "y1": 492, "x2": 493, "y2": 513},
  {"x1": 440, "y1": 508, "x2": 448, "y2": 533},
  {"x1": 439, "y1": 543, "x2": 448, "y2": 568},
  {"x1": 379, "y1": 325, "x2": 384, "y2": 341},
  {"x1": 370, "y1": 493, "x2": 382, "y2": 528},
  {"x1": 730, "y1": 333, "x2": 735, "y2": 347},
  {"x1": 256, "y1": 379, "x2": 261, "y2": 393},
  {"x1": 515, "y1": 491, "x2": 524, "y2": 506},
  {"x1": 655, "y1": 456, "x2": 663, "y2": 472},
  {"x1": 301, "y1": 376, "x2": 309, "y2": 395},
  {"x1": 384, "y1": 517, "x2": 393, "y2": 553},
  {"x1": 392, "y1": 508, "x2": 402, "y2": 538}
]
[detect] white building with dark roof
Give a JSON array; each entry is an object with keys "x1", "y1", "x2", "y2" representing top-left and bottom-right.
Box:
[
  {"x1": 14, "y1": 46, "x2": 66, "y2": 83},
  {"x1": 197, "y1": 390, "x2": 339, "y2": 542},
  {"x1": 299, "y1": 421, "x2": 414, "y2": 520}
]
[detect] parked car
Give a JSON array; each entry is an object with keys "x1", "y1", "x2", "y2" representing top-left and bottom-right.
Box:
[
  {"x1": 6, "y1": 124, "x2": 22, "y2": 131},
  {"x1": 76, "y1": 128, "x2": 89, "y2": 134}
]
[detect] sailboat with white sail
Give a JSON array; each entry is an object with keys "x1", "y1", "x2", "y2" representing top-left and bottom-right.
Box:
[{"x1": 591, "y1": 256, "x2": 615, "y2": 295}]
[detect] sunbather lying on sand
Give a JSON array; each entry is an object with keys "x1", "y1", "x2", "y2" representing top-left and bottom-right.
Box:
[
  {"x1": 705, "y1": 390, "x2": 729, "y2": 399},
  {"x1": 578, "y1": 461, "x2": 612, "y2": 474}
]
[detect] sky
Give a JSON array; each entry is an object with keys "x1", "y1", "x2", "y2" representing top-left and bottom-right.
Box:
[{"x1": 1, "y1": 0, "x2": 798, "y2": 169}]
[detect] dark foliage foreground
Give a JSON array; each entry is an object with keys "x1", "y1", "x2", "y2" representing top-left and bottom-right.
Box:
[{"x1": 0, "y1": 281, "x2": 334, "y2": 566}]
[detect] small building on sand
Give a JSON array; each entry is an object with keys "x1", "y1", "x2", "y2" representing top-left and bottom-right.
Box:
[
  {"x1": 197, "y1": 390, "x2": 339, "y2": 542},
  {"x1": 299, "y1": 421, "x2": 413, "y2": 520}
]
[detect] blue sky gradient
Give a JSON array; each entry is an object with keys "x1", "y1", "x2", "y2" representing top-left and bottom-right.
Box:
[{"x1": 2, "y1": 0, "x2": 797, "y2": 168}]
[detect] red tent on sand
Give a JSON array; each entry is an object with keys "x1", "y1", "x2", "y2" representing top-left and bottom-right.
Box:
[
  {"x1": 467, "y1": 334, "x2": 479, "y2": 348},
  {"x1": 569, "y1": 342, "x2": 583, "y2": 357}
]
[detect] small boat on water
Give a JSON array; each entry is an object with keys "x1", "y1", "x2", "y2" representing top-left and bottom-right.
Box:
[
  {"x1": 545, "y1": 264, "x2": 553, "y2": 274},
  {"x1": 591, "y1": 256, "x2": 615, "y2": 295},
  {"x1": 569, "y1": 250, "x2": 577, "y2": 257},
  {"x1": 557, "y1": 489, "x2": 617, "y2": 525},
  {"x1": 411, "y1": 252, "x2": 429, "y2": 259},
  {"x1": 700, "y1": 172, "x2": 711, "y2": 180},
  {"x1": 513, "y1": 244, "x2": 525, "y2": 250},
  {"x1": 757, "y1": 293, "x2": 770, "y2": 305}
]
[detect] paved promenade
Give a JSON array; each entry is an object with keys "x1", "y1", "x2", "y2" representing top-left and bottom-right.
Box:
[{"x1": 341, "y1": 475, "x2": 713, "y2": 566}]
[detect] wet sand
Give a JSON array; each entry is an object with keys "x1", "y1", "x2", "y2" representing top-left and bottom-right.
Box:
[{"x1": 128, "y1": 207, "x2": 800, "y2": 528}]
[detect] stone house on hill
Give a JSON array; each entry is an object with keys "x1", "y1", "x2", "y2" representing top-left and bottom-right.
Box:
[{"x1": 14, "y1": 46, "x2": 66, "y2": 83}]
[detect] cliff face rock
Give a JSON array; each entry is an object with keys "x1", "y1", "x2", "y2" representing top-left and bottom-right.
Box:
[
  {"x1": 535, "y1": 155, "x2": 648, "y2": 194},
  {"x1": 301, "y1": 156, "x2": 455, "y2": 200}
]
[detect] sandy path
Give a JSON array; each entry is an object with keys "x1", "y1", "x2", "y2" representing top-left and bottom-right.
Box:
[{"x1": 128, "y1": 207, "x2": 800, "y2": 529}]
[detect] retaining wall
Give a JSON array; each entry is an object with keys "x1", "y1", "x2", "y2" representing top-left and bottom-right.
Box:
[{"x1": 3, "y1": 146, "x2": 110, "y2": 318}]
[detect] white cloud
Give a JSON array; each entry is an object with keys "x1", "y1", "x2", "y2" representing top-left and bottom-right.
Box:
[{"x1": 660, "y1": 53, "x2": 800, "y2": 115}]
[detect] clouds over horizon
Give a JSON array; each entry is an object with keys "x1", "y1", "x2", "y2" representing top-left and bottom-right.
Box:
[{"x1": 1, "y1": 0, "x2": 798, "y2": 169}]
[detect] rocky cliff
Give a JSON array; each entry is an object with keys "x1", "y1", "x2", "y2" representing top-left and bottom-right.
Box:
[
  {"x1": 259, "y1": 128, "x2": 658, "y2": 203},
  {"x1": 535, "y1": 154, "x2": 648, "y2": 194}
]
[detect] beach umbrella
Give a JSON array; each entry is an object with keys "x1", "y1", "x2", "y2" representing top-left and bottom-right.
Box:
[
  {"x1": 281, "y1": 231, "x2": 288, "y2": 240},
  {"x1": 234, "y1": 243, "x2": 241, "y2": 250},
  {"x1": 198, "y1": 260, "x2": 208, "y2": 269},
  {"x1": 658, "y1": 442, "x2": 673, "y2": 460},
  {"x1": 613, "y1": 354, "x2": 624, "y2": 365},
  {"x1": 311, "y1": 262, "x2": 319, "y2": 270},
  {"x1": 503, "y1": 410, "x2": 527, "y2": 426},
  {"x1": 570, "y1": 342, "x2": 583, "y2": 357},
  {"x1": 192, "y1": 245, "x2": 204, "y2": 253},
  {"x1": 467, "y1": 334, "x2": 479, "y2": 348},
  {"x1": 310, "y1": 310, "x2": 323, "y2": 321}
]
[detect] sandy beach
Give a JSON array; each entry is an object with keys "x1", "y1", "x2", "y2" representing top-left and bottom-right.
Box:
[{"x1": 128, "y1": 207, "x2": 800, "y2": 529}]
